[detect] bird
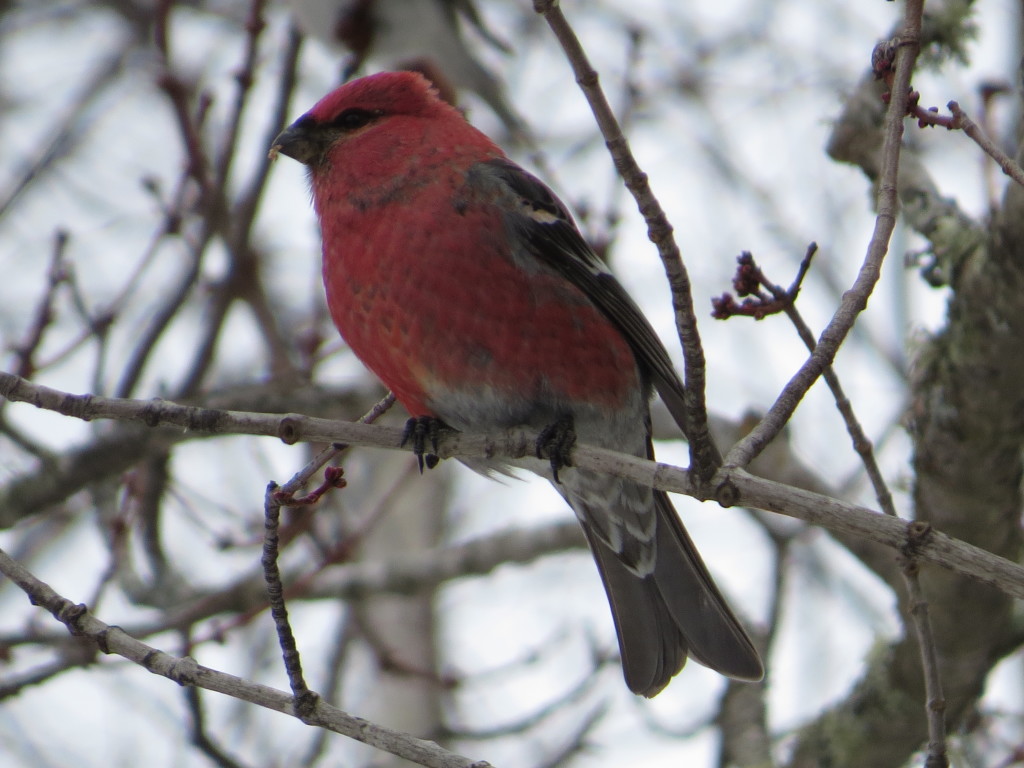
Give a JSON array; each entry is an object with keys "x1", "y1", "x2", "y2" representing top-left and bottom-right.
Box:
[{"x1": 270, "y1": 71, "x2": 763, "y2": 696}]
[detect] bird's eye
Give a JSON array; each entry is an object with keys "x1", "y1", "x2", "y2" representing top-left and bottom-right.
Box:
[{"x1": 333, "y1": 108, "x2": 380, "y2": 131}]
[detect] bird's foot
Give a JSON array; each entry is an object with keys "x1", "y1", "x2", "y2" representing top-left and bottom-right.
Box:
[
  {"x1": 401, "y1": 416, "x2": 450, "y2": 473},
  {"x1": 536, "y1": 415, "x2": 576, "y2": 484}
]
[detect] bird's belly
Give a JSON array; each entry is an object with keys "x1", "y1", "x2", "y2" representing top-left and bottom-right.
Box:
[{"x1": 322, "y1": 206, "x2": 642, "y2": 426}]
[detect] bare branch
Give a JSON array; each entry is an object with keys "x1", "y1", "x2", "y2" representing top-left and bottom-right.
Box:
[
  {"x1": 532, "y1": 0, "x2": 719, "y2": 480},
  {"x1": 947, "y1": 100, "x2": 1024, "y2": 188},
  {"x1": 726, "y1": 16, "x2": 922, "y2": 470},
  {"x1": 0, "y1": 545, "x2": 494, "y2": 768},
  {"x1": 3, "y1": 372, "x2": 1024, "y2": 604}
]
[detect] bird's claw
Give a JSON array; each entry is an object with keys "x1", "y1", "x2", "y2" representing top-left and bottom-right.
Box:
[
  {"x1": 401, "y1": 416, "x2": 448, "y2": 472},
  {"x1": 536, "y1": 416, "x2": 576, "y2": 484}
]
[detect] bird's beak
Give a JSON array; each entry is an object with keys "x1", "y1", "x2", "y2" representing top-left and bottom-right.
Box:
[{"x1": 269, "y1": 119, "x2": 322, "y2": 166}]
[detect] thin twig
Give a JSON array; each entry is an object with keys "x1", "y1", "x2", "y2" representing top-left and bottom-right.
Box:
[
  {"x1": 724, "y1": 14, "x2": 922, "y2": 470},
  {"x1": 0, "y1": 644, "x2": 97, "y2": 700},
  {"x1": 298, "y1": 614, "x2": 355, "y2": 768},
  {"x1": 901, "y1": 560, "x2": 948, "y2": 768},
  {"x1": 154, "y1": 0, "x2": 212, "y2": 194},
  {"x1": 262, "y1": 482, "x2": 316, "y2": 710},
  {"x1": 442, "y1": 672, "x2": 601, "y2": 740},
  {"x1": 876, "y1": 67, "x2": 1024, "y2": 190},
  {"x1": 261, "y1": 392, "x2": 394, "y2": 704},
  {"x1": 521, "y1": 704, "x2": 606, "y2": 768},
  {"x1": 745, "y1": 248, "x2": 949, "y2": 764},
  {"x1": 126, "y1": 0, "x2": 227, "y2": 399},
  {"x1": 947, "y1": 101, "x2": 1024, "y2": 189},
  {"x1": 212, "y1": 0, "x2": 268, "y2": 198},
  {"x1": 112, "y1": 163, "x2": 203, "y2": 398},
  {"x1": 200, "y1": 1, "x2": 304, "y2": 388},
  {"x1": 184, "y1": 683, "x2": 250, "y2": 768},
  {"x1": 739, "y1": 248, "x2": 898, "y2": 518},
  {"x1": 9, "y1": 230, "x2": 70, "y2": 380},
  {"x1": 532, "y1": 0, "x2": 720, "y2": 480},
  {"x1": 876, "y1": 7, "x2": 950, "y2": 763},
  {"x1": 233, "y1": 23, "x2": 304, "y2": 240},
  {"x1": 273, "y1": 392, "x2": 395, "y2": 504}
]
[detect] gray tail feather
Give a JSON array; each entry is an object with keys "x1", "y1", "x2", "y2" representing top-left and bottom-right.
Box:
[{"x1": 583, "y1": 490, "x2": 763, "y2": 697}]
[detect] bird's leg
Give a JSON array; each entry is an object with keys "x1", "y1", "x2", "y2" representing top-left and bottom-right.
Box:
[
  {"x1": 536, "y1": 415, "x2": 576, "y2": 484},
  {"x1": 401, "y1": 416, "x2": 450, "y2": 472}
]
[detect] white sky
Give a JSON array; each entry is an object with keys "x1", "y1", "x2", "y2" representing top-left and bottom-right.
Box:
[{"x1": 1, "y1": 0, "x2": 1021, "y2": 766}]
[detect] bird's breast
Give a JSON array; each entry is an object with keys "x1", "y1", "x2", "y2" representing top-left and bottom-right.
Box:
[{"x1": 319, "y1": 182, "x2": 642, "y2": 426}]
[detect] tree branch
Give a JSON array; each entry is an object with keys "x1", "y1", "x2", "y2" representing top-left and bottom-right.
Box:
[
  {"x1": 533, "y1": 0, "x2": 720, "y2": 480},
  {"x1": 0, "y1": 546, "x2": 494, "y2": 768},
  {"x1": 4, "y1": 371, "x2": 1024, "y2": 604}
]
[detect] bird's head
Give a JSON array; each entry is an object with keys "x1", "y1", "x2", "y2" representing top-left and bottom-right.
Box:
[{"x1": 269, "y1": 71, "x2": 466, "y2": 169}]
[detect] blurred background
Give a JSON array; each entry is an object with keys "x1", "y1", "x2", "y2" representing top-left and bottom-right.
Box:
[{"x1": 1, "y1": 0, "x2": 1022, "y2": 766}]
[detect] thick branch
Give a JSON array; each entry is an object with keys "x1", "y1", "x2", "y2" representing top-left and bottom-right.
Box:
[{"x1": 4, "y1": 372, "x2": 1024, "y2": 604}]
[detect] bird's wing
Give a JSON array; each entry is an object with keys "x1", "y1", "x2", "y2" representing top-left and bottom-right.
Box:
[{"x1": 472, "y1": 158, "x2": 691, "y2": 437}]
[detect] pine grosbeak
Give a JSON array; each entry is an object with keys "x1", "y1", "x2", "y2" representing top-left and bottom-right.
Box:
[{"x1": 271, "y1": 71, "x2": 762, "y2": 696}]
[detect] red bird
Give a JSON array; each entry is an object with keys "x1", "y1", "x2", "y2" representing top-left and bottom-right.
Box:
[{"x1": 272, "y1": 71, "x2": 762, "y2": 696}]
